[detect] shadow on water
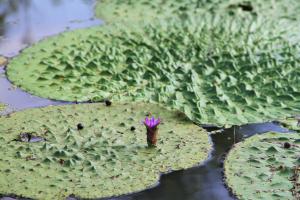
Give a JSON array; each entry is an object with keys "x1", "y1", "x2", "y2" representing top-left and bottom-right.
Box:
[{"x1": 0, "y1": 0, "x2": 101, "y2": 112}]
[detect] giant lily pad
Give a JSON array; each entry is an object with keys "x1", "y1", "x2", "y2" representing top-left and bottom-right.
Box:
[
  {"x1": 96, "y1": 0, "x2": 300, "y2": 27},
  {"x1": 224, "y1": 132, "x2": 300, "y2": 200},
  {"x1": 0, "y1": 102, "x2": 210, "y2": 199},
  {"x1": 7, "y1": 16, "x2": 300, "y2": 126}
]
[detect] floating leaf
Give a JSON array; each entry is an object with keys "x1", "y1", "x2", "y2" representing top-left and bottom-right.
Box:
[
  {"x1": 0, "y1": 102, "x2": 210, "y2": 199},
  {"x1": 225, "y1": 132, "x2": 299, "y2": 200}
]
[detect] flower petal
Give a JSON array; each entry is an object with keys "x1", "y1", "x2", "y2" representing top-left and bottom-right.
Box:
[
  {"x1": 143, "y1": 116, "x2": 161, "y2": 128},
  {"x1": 145, "y1": 117, "x2": 149, "y2": 126},
  {"x1": 155, "y1": 118, "x2": 161, "y2": 126}
]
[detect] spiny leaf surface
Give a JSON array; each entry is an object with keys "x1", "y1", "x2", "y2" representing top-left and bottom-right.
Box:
[
  {"x1": 0, "y1": 103, "x2": 210, "y2": 199},
  {"x1": 7, "y1": 16, "x2": 300, "y2": 126},
  {"x1": 224, "y1": 132, "x2": 300, "y2": 200}
]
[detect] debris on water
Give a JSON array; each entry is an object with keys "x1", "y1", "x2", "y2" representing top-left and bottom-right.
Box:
[
  {"x1": 18, "y1": 132, "x2": 45, "y2": 142},
  {"x1": 0, "y1": 56, "x2": 8, "y2": 66}
]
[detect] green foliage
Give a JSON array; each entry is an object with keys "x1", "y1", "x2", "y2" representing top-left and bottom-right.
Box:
[
  {"x1": 7, "y1": 15, "x2": 300, "y2": 126},
  {"x1": 0, "y1": 103, "x2": 6, "y2": 112},
  {"x1": 4, "y1": 0, "x2": 300, "y2": 198},
  {"x1": 224, "y1": 132, "x2": 300, "y2": 200},
  {"x1": 0, "y1": 103, "x2": 210, "y2": 199},
  {"x1": 279, "y1": 117, "x2": 300, "y2": 132},
  {"x1": 95, "y1": 0, "x2": 300, "y2": 27}
]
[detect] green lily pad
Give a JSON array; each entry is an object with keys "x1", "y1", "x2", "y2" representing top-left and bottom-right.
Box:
[
  {"x1": 0, "y1": 102, "x2": 210, "y2": 199},
  {"x1": 96, "y1": 0, "x2": 300, "y2": 27},
  {"x1": 7, "y1": 15, "x2": 300, "y2": 126},
  {"x1": 224, "y1": 132, "x2": 300, "y2": 200}
]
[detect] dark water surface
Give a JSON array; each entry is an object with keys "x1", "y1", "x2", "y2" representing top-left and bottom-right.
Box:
[
  {"x1": 0, "y1": 1, "x2": 292, "y2": 200},
  {"x1": 0, "y1": 0, "x2": 101, "y2": 112}
]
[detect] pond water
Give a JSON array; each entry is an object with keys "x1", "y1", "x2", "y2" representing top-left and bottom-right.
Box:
[
  {"x1": 0, "y1": 0, "x2": 101, "y2": 112},
  {"x1": 0, "y1": 1, "x2": 292, "y2": 200},
  {"x1": 0, "y1": 0, "x2": 101, "y2": 57}
]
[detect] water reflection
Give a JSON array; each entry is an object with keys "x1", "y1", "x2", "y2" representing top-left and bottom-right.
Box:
[
  {"x1": 0, "y1": 0, "x2": 101, "y2": 56},
  {"x1": 0, "y1": 0, "x2": 19, "y2": 35}
]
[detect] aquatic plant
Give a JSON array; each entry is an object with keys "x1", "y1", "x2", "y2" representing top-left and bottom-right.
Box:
[
  {"x1": 96, "y1": 0, "x2": 300, "y2": 27},
  {"x1": 224, "y1": 132, "x2": 300, "y2": 200},
  {"x1": 0, "y1": 102, "x2": 210, "y2": 199},
  {"x1": 7, "y1": 15, "x2": 300, "y2": 126},
  {"x1": 143, "y1": 116, "x2": 161, "y2": 147}
]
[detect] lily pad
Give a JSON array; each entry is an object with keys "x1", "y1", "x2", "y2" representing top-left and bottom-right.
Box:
[
  {"x1": 7, "y1": 15, "x2": 300, "y2": 126},
  {"x1": 0, "y1": 102, "x2": 210, "y2": 199},
  {"x1": 224, "y1": 132, "x2": 300, "y2": 200},
  {"x1": 96, "y1": 0, "x2": 300, "y2": 27}
]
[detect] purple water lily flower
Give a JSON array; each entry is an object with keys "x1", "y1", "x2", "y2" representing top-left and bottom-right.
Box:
[
  {"x1": 143, "y1": 116, "x2": 161, "y2": 147},
  {"x1": 143, "y1": 116, "x2": 161, "y2": 128}
]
